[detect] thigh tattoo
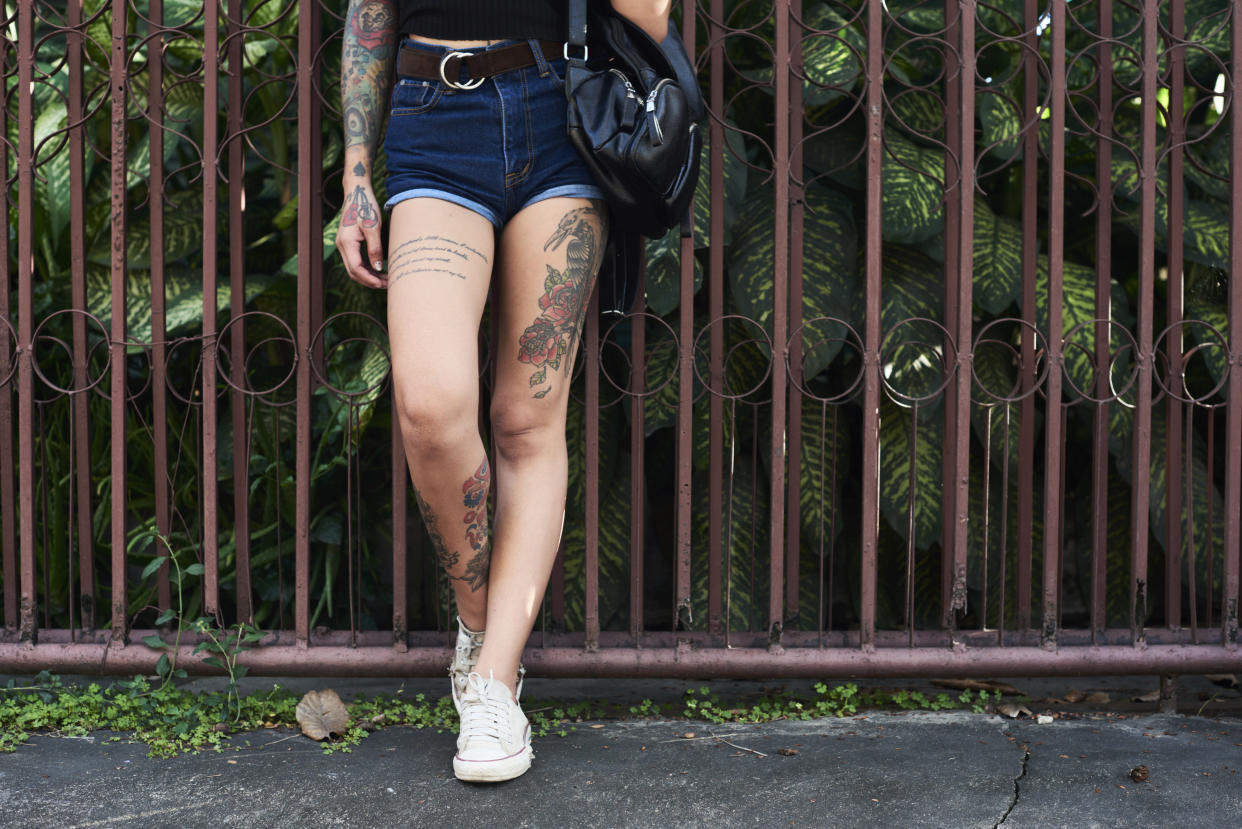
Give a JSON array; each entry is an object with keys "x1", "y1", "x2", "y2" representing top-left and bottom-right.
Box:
[{"x1": 516, "y1": 205, "x2": 606, "y2": 399}]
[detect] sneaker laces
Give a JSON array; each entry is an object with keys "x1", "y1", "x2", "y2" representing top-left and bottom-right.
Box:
[{"x1": 460, "y1": 671, "x2": 514, "y2": 744}]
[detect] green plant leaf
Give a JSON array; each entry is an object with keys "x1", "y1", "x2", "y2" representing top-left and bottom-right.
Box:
[
  {"x1": 142, "y1": 634, "x2": 166, "y2": 649},
  {"x1": 801, "y1": 3, "x2": 866, "y2": 107},
  {"x1": 689, "y1": 459, "x2": 768, "y2": 632},
  {"x1": 644, "y1": 229, "x2": 702, "y2": 317},
  {"x1": 878, "y1": 396, "x2": 942, "y2": 550},
  {"x1": 141, "y1": 556, "x2": 169, "y2": 581},
  {"x1": 184, "y1": 563, "x2": 205, "y2": 576},
  {"x1": 728, "y1": 183, "x2": 859, "y2": 379},
  {"x1": 881, "y1": 128, "x2": 945, "y2": 245},
  {"x1": 978, "y1": 88, "x2": 1022, "y2": 162},
  {"x1": 1184, "y1": 262, "x2": 1229, "y2": 394},
  {"x1": 878, "y1": 246, "x2": 944, "y2": 403},
  {"x1": 970, "y1": 199, "x2": 1023, "y2": 315},
  {"x1": 797, "y1": 399, "x2": 849, "y2": 551}
]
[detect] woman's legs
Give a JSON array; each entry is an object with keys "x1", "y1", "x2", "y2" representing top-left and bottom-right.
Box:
[
  {"x1": 472, "y1": 197, "x2": 607, "y2": 694},
  {"x1": 386, "y1": 198, "x2": 496, "y2": 632}
]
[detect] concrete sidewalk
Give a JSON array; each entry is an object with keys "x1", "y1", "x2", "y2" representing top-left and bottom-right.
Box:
[{"x1": 1, "y1": 675, "x2": 1239, "y2": 828}]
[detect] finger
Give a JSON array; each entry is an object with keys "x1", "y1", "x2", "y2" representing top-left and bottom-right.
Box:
[
  {"x1": 362, "y1": 222, "x2": 386, "y2": 276},
  {"x1": 337, "y1": 231, "x2": 387, "y2": 289}
]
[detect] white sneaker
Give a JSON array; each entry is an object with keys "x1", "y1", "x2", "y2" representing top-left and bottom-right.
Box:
[
  {"x1": 448, "y1": 617, "x2": 525, "y2": 714},
  {"x1": 454, "y1": 671, "x2": 532, "y2": 782},
  {"x1": 449, "y1": 617, "x2": 486, "y2": 714}
]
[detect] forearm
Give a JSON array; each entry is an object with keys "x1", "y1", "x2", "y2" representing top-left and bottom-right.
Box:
[
  {"x1": 610, "y1": 0, "x2": 671, "y2": 42},
  {"x1": 342, "y1": 0, "x2": 398, "y2": 181}
]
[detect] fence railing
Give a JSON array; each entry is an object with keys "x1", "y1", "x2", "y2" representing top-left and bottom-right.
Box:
[{"x1": 2, "y1": 0, "x2": 1240, "y2": 679}]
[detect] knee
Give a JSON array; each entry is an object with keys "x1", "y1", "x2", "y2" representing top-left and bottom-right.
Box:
[
  {"x1": 394, "y1": 383, "x2": 477, "y2": 457},
  {"x1": 489, "y1": 398, "x2": 564, "y2": 463}
]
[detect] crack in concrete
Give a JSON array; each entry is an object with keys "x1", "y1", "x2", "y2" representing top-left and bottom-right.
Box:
[{"x1": 994, "y1": 745, "x2": 1030, "y2": 828}]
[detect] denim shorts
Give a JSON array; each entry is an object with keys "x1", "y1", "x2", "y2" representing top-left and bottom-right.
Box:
[{"x1": 384, "y1": 37, "x2": 606, "y2": 228}]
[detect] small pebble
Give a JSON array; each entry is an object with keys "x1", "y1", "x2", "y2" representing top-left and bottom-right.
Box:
[{"x1": 1037, "y1": 714, "x2": 1054, "y2": 724}]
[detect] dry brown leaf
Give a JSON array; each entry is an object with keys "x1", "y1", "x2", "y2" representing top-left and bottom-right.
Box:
[
  {"x1": 996, "y1": 703, "x2": 1033, "y2": 719},
  {"x1": 1063, "y1": 689, "x2": 1087, "y2": 703},
  {"x1": 296, "y1": 689, "x2": 350, "y2": 740},
  {"x1": 930, "y1": 678, "x2": 1023, "y2": 696},
  {"x1": 682, "y1": 731, "x2": 695, "y2": 739},
  {"x1": 777, "y1": 748, "x2": 799, "y2": 756},
  {"x1": 1133, "y1": 689, "x2": 1161, "y2": 703},
  {"x1": 1129, "y1": 765, "x2": 1150, "y2": 783},
  {"x1": 1084, "y1": 692, "x2": 1111, "y2": 704},
  {"x1": 1205, "y1": 674, "x2": 1238, "y2": 689}
]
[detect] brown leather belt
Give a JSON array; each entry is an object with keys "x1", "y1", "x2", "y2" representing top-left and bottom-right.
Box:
[{"x1": 397, "y1": 39, "x2": 564, "y2": 89}]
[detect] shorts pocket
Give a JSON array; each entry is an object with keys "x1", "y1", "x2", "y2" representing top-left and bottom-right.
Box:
[{"x1": 391, "y1": 78, "x2": 442, "y2": 116}]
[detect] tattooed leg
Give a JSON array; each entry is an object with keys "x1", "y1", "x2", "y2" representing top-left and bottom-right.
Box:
[
  {"x1": 385, "y1": 198, "x2": 496, "y2": 629},
  {"x1": 468, "y1": 198, "x2": 608, "y2": 696}
]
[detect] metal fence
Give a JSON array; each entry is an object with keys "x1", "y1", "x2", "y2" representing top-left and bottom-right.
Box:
[{"x1": 1, "y1": 0, "x2": 1240, "y2": 679}]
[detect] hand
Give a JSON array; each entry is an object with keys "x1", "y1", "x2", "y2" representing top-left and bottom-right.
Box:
[{"x1": 335, "y1": 178, "x2": 387, "y2": 289}]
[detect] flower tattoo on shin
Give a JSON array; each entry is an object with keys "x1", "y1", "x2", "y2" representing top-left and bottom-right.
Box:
[
  {"x1": 516, "y1": 206, "x2": 605, "y2": 397},
  {"x1": 414, "y1": 458, "x2": 491, "y2": 592},
  {"x1": 460, "y1": 458, "x2": 491, "y2": 592}
]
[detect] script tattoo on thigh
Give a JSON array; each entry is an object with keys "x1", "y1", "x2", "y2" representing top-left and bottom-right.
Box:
[
  {"x1": 459, "y1": 458, "x2": 491, "y2": 592},
  {"x1": 387, "y1": 235, "x2": 491, "y2": 287},
  {"x1": 341, "y1": 185, "x2": 379, "y2": 229},
  {"x1": 516, "y1": 206, "x2": 605, "y2": 398}
]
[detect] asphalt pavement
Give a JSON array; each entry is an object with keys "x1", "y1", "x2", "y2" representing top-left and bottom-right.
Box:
[{"x1": 1, "y1": 674, "x2": 1239, "y2": 828}]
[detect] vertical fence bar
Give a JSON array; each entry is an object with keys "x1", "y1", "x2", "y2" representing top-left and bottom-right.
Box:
[
  {"x1": 391, "y1": 416, "x2": 407, "y2": 649},
  {"x1": 784, "y1": 0, "x2": 804, "y2": 626},
  {"x1": 1166, "y1": 1, "x2": 1186, "y2": 630},
  {"x1": 948, "y1": 0, "x2": 975, "y2": 626},
  {"x1": 1091, "y1": 0, "x2": 1114, "y2": 641},
  {"x1": 149, "y1": 0, "x2": 173, "y2": 623},
  {"x1": 628, "y1": 268, "x2": 645, "y2": 639},
  {"x1": 0, "y1": 27, "x2": 14, "y2": 632},
  {"x1": 202, "y1": 0, "x2": 221, "y2": 618},
  {"x1": 584, "y1": 290, "x2": 600, "y2": 650},
  {"x1": 940, "y1": 0, "x2": 961, "y2": 627},
  {"x1": 1128, "y1": 0, "x2": 1159, "y2": 643},
  {"x1": 109, "y1": 0, "x2": 129, "y2": 641},
  {"x1": 69, "y1": 0, "x2": 97, "y2": 634},
  {"x1": 1017, "y1": 0, "x2": 1038, "y2": 632},
  {"x1": 767, "y1": 0, "x2": 790, "y2": 646},
  {"x1": 228, "y1": 0, "x2": 251, "y2": 623},
  {"x1": 860, "y1": 0, "x2": 884, "y2": 649},
  {"x1": 673, "y1": 1, "x2": 697, "y2": 633},
  {"x1": 16, "y1": 0, "x2": 37, "y2": 642},
  {"x1": 295, "y1": 0, "x2": 313, "y2": 647},
  {"x1": 707, "y1": 0, "x2": 725, "y2": 637},
  {"x1": 1223, "y1": 0, "x2": 1242, "y2": 649},
  {"x1": 1041, "y1": 0, "x2": 1067, "y2": 648}
]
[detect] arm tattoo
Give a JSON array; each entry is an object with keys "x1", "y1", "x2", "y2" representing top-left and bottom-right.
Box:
[
  {"x1": 386, "y1": 235, "x2": 490, "y2": 287},
  {"x1": 342, "y1": 0, "x2": 397, "y2": 156},
  {"x1": 516, "y1": 206, "x2": 606, "y2": 398},
  {"x1": 341, "y1": 185, "x2": 380, "y2": 229}
]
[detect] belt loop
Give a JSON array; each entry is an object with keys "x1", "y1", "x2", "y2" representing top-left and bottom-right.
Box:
[{"x1": 529, "y1": 38, "x2": 552, "y2": 77}]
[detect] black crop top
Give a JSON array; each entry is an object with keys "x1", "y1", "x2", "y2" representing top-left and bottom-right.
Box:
[{"x1": 398, "y1": 1, "x2": 566, "y2": 41}]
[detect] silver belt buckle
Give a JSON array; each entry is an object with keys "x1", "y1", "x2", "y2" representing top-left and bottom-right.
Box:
[{"x1": 439, "y1": 51, "x2": 484, "y2": 90}]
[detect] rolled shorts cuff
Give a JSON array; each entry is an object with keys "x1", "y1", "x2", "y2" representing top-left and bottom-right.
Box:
[
  {"x1": 521, "y1": 184, "x2": 609, "y2": 210},
  {"x1": 385, "y1": 188, "x2": 502, "y2": 228}
]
